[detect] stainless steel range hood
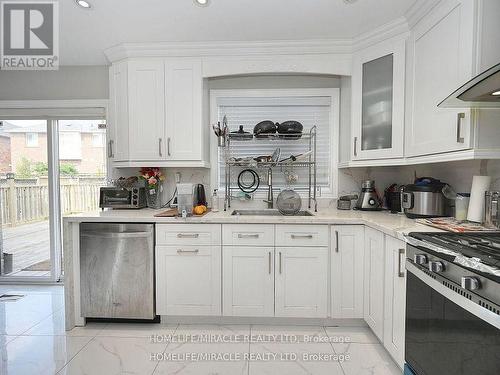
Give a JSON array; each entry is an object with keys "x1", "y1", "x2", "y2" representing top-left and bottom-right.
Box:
[{"x1": 438, "y1": 63, "x2": 500, "y2": 108}]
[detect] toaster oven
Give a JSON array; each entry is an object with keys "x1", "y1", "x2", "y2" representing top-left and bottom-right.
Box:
[{"x1": 99, "y1": 187, "x2": 147, "y2": 209}]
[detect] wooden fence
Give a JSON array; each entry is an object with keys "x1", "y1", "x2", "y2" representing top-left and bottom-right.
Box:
[{"x1": 0, "y1": 177, "x2": 105, "y2": 227}]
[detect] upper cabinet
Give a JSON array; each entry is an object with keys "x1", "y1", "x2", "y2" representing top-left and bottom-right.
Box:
[
  {"x1": 351, "y1": 37, "x2": 406, "y2": 160},
  {"x1": 108, "y1": 58, "x2": 209, "y2": 167},
  {"x1": 406, "y1": 0, "x2": 500, "y2": 160},
  {"x1": 406, "y1": 0, "x2": 475, "y2": 157}
]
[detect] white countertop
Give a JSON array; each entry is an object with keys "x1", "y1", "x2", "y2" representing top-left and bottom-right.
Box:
[{"x1": 64, "y1": 208, "x2": 442, "y2": 241}]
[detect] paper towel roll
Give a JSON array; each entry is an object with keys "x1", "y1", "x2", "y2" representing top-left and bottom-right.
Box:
[{"x1": 467, "y1": 176, "x2": 492, "y2": 222}]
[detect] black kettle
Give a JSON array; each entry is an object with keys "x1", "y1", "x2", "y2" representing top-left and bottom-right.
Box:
[{"x1": 194, "y1": 184, "x2": 207, "y2": 206}]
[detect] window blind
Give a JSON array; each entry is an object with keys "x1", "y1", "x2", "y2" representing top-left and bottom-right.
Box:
[{"x1": 216, "y1": 95, "x2": 333, "y2": 196}]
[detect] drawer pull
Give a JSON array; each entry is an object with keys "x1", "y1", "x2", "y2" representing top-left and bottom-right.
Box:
[
  {"x1": 291, "y1": 234, "x2": 313, "y2": 239},
  {"x1": 177, "y1": 249, "x2": 199, "y2": 254},
  {"x1": 237, "y1": 233, "x2": 259, "y2": 239},
  {"x1": 177, "y1": 233, "x2": 200, "y2": 238}
]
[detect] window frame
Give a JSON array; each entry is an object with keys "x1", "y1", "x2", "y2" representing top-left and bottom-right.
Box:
[{"x1": 209, "y1": 88, "x2": 340, "y2": 199}]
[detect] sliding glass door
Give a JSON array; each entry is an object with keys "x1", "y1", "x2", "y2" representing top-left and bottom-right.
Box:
[{"x1": 0, "y1": 118, "x2": 106, "y2": 282}]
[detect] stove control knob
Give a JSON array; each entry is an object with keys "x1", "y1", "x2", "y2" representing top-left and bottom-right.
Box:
[
  {"x1": 429, "y1": 261, "x2": 444, "y2": 273},
  {"x1": 414, "y1": 254, "x2": 428, "y2": 265},
  {"x1": 461, "y1": 276, "x2": 480, "y2": 291}
]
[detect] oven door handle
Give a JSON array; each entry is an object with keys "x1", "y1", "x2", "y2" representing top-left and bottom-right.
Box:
[{"x1": 406, "y1": 260, "x2": 500, "y2": 329}]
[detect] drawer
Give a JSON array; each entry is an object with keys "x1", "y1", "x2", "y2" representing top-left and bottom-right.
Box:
[
  {"x1": 156, "y1": 224, "x2": 221, "y2": 246},
  {"x1": 275, "y1": 225, "x2": 329, "y2": 247},
  {"x1": 222, "y1": 224, "x2": 274, "y2": 246}
]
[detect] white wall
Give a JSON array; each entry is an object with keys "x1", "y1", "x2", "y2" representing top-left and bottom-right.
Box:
[
  {"x1": 339, "y1": 160, "x2": 500, "y2": 197},
  {"x1": 0, "y1": 66, "x2": 109, "y2": 100}
]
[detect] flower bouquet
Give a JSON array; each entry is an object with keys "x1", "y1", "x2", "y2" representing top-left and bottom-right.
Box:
[{"x1": 139, "y1": 167, "x2": 165, "y2": 209}]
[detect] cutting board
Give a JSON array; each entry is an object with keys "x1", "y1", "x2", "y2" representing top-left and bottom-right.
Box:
[{"x1": 154, "y1": 208, "x2": 211, "y2": 217}]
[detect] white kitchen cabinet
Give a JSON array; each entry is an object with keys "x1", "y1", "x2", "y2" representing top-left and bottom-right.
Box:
[
  {"x1": 127, "y1": 59, "x2": 166, "y2": 161},
  {"x1": 165, "y1": 59, "x2": 203, "y2": 161},
  {"x1": 222, "y1": 246, "x2": 274, "y2": 317},
  {"x1": 331, "y1": 225, "x2": 365, "y2": 319},
  {"x1": 156, "y1": 245, "x2": 221, "y2": 316},
  {"x1": 108, "y1": 61, "x2": 129, "y2": 161},
  {"x1": 383, "y1": 236, "x2": 406, "y2": 369},
  {"x1": 108, "y1": 57, "x2": 208, "y2": 166},
  {"x1": 363, "y1": 226, "x2": 385, "y2": 341},
  {"x1": 275, "y1": 247, "x2": 328, "y2": 318},
  {"x1": 351, "y1": 37, "x2": 406, "y2": 160},
  {"x1": 406, "y1": 0, "x2": 500, "y2": 158}
]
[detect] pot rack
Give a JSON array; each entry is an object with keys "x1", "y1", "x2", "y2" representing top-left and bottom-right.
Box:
[{"x1": 220, "y1": 126, "x2": 318, "y2": 212}]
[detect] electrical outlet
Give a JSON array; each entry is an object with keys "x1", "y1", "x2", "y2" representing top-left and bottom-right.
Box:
[{"x1": 175, "y1": 172, "x2": 181, "y2": 183}]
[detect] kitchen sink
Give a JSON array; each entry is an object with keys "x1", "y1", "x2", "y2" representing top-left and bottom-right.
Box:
[{"x1": 231, "y1": 209, "x2": 314, "y2": 216}]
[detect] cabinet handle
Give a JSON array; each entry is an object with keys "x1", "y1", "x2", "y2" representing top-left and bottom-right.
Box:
[
  {"x1": 158, "y1": 138, "x2": 163, "y2": 157},
  {"x1": 268, "y1": 251, "x2": 272, "y2": 274},
  {"x1": 335, "y1": 230, "x2": 339, "y2": 253},
  {"x1": 167, "y1": 137, "x2": 171, "y2": 156},
  {"x1": 177, "y1": 249, "x2": 199, "y2": 254},
  {"x1": 238, "y1": 233, "x2": 259, "y2": 239},
  {"x1": 108, "y1": 140, "x2": 114, "y2": 158},
  {"x1": 177, "y1": 233, "x2": 199, "y2": 238},
  {"x1": 398, "y1": 248, "x2": 405, "y2": 278},
  {"x1": 456, "y1": 113, "x2": 465, "y2": 143},
  {"x1": 353, "y1": 137, "x2": 358, "y2": 157},
  {"x1": 279, "y1": 252, "x2": 282, "y2": 274},
  {"x1": 291, "y1": 234, "x2": 313, "y2": 239}
]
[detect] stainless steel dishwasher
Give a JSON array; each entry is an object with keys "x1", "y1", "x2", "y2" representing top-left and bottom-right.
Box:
[{"x1": 80, "y1": 223, "x2": 155, "y2": 319}]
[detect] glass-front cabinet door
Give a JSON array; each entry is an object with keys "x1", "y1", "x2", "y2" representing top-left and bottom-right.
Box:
[{"x1": 351, "y1": 38, "x2": 406, "y2": 160}]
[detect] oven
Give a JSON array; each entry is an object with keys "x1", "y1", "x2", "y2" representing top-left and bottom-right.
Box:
[{"x1": 404, "y1": 245, "x2": 500, "y2": 375}]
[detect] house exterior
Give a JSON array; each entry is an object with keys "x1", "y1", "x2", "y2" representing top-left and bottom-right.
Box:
[
  {"x1": 5, "y1": 121, "x2": 106, "y2": 175},
  {"x1": 0, "y1": 121, "x2": 16, "y2": 173}
]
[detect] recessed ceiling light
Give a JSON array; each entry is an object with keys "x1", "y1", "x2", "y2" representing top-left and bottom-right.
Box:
[
  {"x1": 76, "y1": 0, "x2": 91, "y2": 9},
  {"x1": 194, "y1": 0, "x2": 209, "y2": 7},
  {"x1": 492, "y1": 90, "x2": 500, "y2": 96}
]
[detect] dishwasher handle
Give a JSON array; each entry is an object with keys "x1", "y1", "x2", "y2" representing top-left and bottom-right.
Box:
[{"x1": 81, "y1": 231, "x2": 152, "y2": 239}]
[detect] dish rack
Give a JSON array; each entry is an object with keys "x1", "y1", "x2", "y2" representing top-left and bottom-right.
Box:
[{"x1": 220, "y1": 126, "x2": 318, "y2": 212}]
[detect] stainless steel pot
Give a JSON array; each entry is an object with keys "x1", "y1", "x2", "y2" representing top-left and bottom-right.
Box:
[{"x1": 401, "y1": 184, "x2": 449, "y2": 218}]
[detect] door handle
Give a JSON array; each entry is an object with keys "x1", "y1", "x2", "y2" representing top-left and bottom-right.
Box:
[
  {"x1": 398, "y1": 248, "x2": 405, "y2": 278},
  {"x1": 353, "y1": 137, "x2": 358, "y2": 157},
  {"x1": 268, "y1": 251, "x2": 272, "y2": 274},
  {"x1": 108, "y1": 140, "x2": 114, "y2": 158},
  {"x1": 158, "y1": 138, "x2": 163, "y2": 157},
  {"x1": 167, "y1": 137, "x2": 171, "y2": 156},
  {"x1": 177, "y1": 233, "x2": 199, "y2": 238},
  {"x1": 177, "y1": 249, "x2": 199, "y2": 254},
  {"x1": 456, "y1": 113, "x2": 465, "y2": 143},
  {"x1": 279, "y1": 252, "x2": 282, "y2": 274},
  {"x1": 335, "y1": 230, "x2": 339, "y2": 253}
]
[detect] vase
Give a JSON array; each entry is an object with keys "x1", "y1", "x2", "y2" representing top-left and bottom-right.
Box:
[{"x1": 146, "y1": 185, "x2": 162, "y2": 209}]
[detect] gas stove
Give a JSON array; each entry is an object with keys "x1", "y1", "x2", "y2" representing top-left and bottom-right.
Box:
[{"x1": 406, "y1": 232, "x2": 500, "y2": 312}]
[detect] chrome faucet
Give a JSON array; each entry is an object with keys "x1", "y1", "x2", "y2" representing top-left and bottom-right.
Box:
[{"x1": 263, "y1": 167, "x2": 273, "y2": 209}]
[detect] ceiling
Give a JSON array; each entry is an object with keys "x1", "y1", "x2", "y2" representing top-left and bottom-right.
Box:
[{"x1": 60, "y1": 0, "x2": 417, "y2": 65}]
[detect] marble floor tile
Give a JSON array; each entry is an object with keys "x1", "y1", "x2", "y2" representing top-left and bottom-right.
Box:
[
  {"x1": 325, "y1": 325, "x2": 380, "y2": 344},
  {"x1": 250, "y1": 325, "x2": 329, "y2": 343},
  {"x1": 154, "y1": 342, "x2": 250, "y2": 375},
  {"x1": 0, "y1": 335, "x2": 91, "y2": 375},
  {"x1": 58, "y1": 336, "x2": 167, "y2": 375},
  {"x1": 98, "y1": 322, "x2": 178, "y2": 338},
  {"x1": 332, "y1": 342, "x2": 401, "y2": 375},
  {"x1": 248, "y1": 341, "x2": 345, "y2": 375},
  {"x1": 22, "y1": 309, "x2": 107, "y2": 337}
]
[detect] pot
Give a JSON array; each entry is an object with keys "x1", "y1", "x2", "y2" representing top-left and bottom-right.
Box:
[
  {"x1": 277, "y1": 120, "x2": 303, "y2": 134},
  {"x1": 253, "y1": 120, "x2": 277, "y2": 136},
  {"x1": 401, "y1": 179, "x2": 449, "y2": 218}
]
